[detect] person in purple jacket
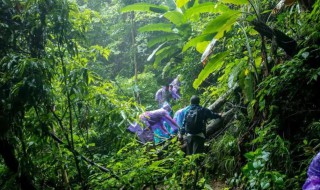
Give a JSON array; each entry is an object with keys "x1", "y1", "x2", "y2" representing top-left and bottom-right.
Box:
[
  {"x1": 303, "y1": 152, "x2": 320, "y2": 190},
  {"x1": 169, "y1": 84, "x2": 181, "y2": 101},
  {"x1": 170, "y1": 75, "x2": 181, "y2": 100},
  {"x1": 155, "y1": 85, "x2": 172, "y2": 108},
  {"x1": 139, "y1": 103, "x2": 180, "y2": 144}
]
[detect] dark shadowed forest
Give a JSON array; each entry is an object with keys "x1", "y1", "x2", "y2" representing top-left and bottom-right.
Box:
[{"x1": 1, "y1": 0, "x2": 320, "y2": 189}]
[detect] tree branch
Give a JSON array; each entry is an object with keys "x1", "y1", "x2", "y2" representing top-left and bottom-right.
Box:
[{"x1": 48, "y1": 131, "x2": 120, "y2": 180}]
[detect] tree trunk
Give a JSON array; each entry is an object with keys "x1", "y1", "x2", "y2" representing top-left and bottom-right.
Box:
[
  {"x1": 0, "y1": 139, "x2": 35, "y2": 190},
  {"x1": 206, "y1": 109, "x2": 234, "y2": 137},
  {"x1": 130, "y1": 11, "x2": 140, "y2": 104},
  {"x1": 207, "y1": 84, "x2": 238, "y2": 112}
]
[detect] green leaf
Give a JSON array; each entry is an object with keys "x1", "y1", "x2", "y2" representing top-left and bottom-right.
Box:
[
  {"x1": 183, "y1": 34, "x2": 214, "y2": 52},
  {"x1": 203, "y1": 11, "x2": 240, "y2": 37},
  {"x1": 260, "y1": 181, "x2": 270, "y2": 189},
  {"x1": 148, "y1": 33, "x2": 181, "y2": 47},
  {"x1": 193, "y1": 51, "x2": 229, "y2": 89},
  {"x1": 176, "y1": 0, "x2": 190, "y2": 8},
  {"x1": 121, "y1": 3, "x2": 168, "y2": 13},
  {"x1": 147, "y1": 43, "x2": 166, "y2": 61},
  {"x1": 244, "y1": 71, "x2": 254, "y2": 103},
  {"x1": 219, "y1": 0, "x2": 248, "y2": 5},
  {"x1": 164, "y1": 11, "x2": 184, "y2": 26},
  {"x1": 244, "y1": 150, "x2": 256, "y2": 160},
  {"x1": 153, "y1": 46, "x2": 179, "y2": 67},
  {"x1": 138, "y1": 23, "x2": 172, "y2": 33},
  {"x1": 184, "y1": 3, "x2": 230, "y2": 21},
  {"x1": 196, "y1": 41, "x2": 210, "y2": 53}
]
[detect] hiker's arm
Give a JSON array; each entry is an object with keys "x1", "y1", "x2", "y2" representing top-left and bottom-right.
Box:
[
  {"x1": 205, "y1": 108, "x2": 222, "y2": 119},
  {"x1": 164, "y1": 114, "x2": 180, "y2": 129},
  {"x1": 155, "y1": 89, "x2": 161, "y2": 101}
]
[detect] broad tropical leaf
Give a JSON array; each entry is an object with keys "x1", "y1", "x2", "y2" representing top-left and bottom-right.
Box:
[
  {"x1": 121, "y1": 3, "x2": 168, "y2": 13},
  {"x1": 176, "y1": 0, "x2": 190, "y2": 8},
  {"x1": 214, "y1": 12, "x2": 240, "y2": 39},
  {"x1": 183, "y1": 34, "x2": 214, "y2": 52},
  {"x1": 201, "y1": 38, "x2": 217, "y2": 64},
  {"x1": 196, "y1": 41, "x2": 210, "y2": 54},
  {"x1": 138, "y1": 23, "x2": 172, "y2": 33},
  {"x1": 147, "y1": 43, "x2": 166, "y2": 61},
  {"x1": 153, "y1": 46, "x2": 179, "y2": 67},
  {"x1": 219, "y1": 0, "x2": 248, "y2": 5},
  {"x1": 164, "y1": 11, "x2": 184, "y2": 26},
  {"x1": 193, "y1": 51, "x2": 229, "y2": 89},
  {"x1": 148, "y1": 34, "x2": 181, "y2": 48},
  {"x1": 184, "y1": 2, "x2": 230, "y2": 21},
  {"x1": 203, "y1": 11, "x2": 240, "y2": 35}
]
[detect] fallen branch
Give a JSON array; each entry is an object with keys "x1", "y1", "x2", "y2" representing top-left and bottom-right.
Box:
[
  {"x1": 208, "y1": 84, "x2": 239, "y2": 112},
  {"x1": 252, "y1": 20, "x2": 298, "y2": 57},
  {"x1": 206, "y1": 109, "x2": 235, "y2": 137},
  {"x1": 48, "y1": 131, "x2": 120, "y2": 180}
]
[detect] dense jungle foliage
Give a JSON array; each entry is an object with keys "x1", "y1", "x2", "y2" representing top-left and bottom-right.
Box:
[{"x1": 0, "y1": 0, "x2": 320, "y2": 189}]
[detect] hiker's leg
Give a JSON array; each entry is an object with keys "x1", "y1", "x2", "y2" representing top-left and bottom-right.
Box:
[
  {"x1": 186, "y1": 136, "x2": 193, "y2": 155},
  {"x1": 193, "y1": 136, "x2": 205, "y2": 154}
]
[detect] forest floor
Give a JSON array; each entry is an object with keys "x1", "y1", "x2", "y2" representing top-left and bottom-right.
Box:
[{"x1": 210, "y1": 179, "x2": 228, "y2": 189}]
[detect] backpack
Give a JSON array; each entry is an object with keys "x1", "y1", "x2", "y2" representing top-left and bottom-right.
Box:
[{"x1": 185, "y1": 106, "x2": 204, "y2": 134}]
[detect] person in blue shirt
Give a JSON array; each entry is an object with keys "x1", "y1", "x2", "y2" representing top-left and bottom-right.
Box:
[{"x1": 179, "y1": 95, "x2": 222, "y2": 155}]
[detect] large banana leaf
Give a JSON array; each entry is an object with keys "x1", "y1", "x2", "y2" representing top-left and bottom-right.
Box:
[
  {"x1": 164, "y1": 11, "x2": 184, "y2": 26},
  {"x1": 183, "y1": 2, "x2": 230, "y2": 21},
  {"x1": 121, "y1": 3, "x2": 168, "y2": 13},
  {"x1": 219, "y1": 0, "x2": 248, "y2": 5},
  {"x1": 153, "y1": 46, "x2": 179, "y2": 67},
  {"x1": 203, "y1": 10, "x2": 240, "y2": 35},
  {"x1": 214, "y1": 12, "x2": 240, "y2": 39},
  {"x1": 148, "y1": 34, "x2": 181, "y2": 48},
  {"x1": 147, "y1": 43, "x2": 166, "y2": 61},
  {"x1": 176, "y1": 0, "x2": 190, "y2": 8},
  {"x1": 193, "y1": 51, "x2": 229, "y2": 89},
  {"x1": 183, "y1": 33, "x2": 214, "y2": 52},
  {"x1": 138, "y1": 23, "x2": 173, "y2": 33}
]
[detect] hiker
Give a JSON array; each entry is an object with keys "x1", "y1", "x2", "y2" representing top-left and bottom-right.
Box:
[
  {"x1": 139, "y1": 103, "x2": 180, "y2": 144},
  {"x1": 127, "y1": 122, "x2": 154, "y2": 144},
  {"x1": 170, "y1": 75, "x2": 181, "y2": 98},
  {"x1": 155, "y1": 85, "x2": 172, "y2": 108},
  {"x1": 174, "y1": 107, "x2": 188, "y2": 152},
  {"x1": 173, "y1": 107, "x2": 187, "y2": 128},
  {"x1": 169, "y1": 84, "x2": 181, "y2": 101},
  {"x1": 179, "y1": 95, "x2": 222, "y2": 155},
  {"x1": 170, "y1": 75, "x2": 181, "y2": 93},
  {"x1": 303, "y1": 152, "x2": 320, "y2": 190}
]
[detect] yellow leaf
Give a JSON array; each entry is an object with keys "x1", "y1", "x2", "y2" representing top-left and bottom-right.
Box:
[
  {"x1": 249, "y1": 27, "x2": 259, "y2": 36},
  {"x1": 244, "y1": 68, "x2": 250, "y2": 76},
  {"x1": 255, "y1": 57, "x2": 262, "y2": 67},
  {"x1": 196, "y1": 41, "x2": 210, "y2": 53},
  {"x1": 176, "y1": 0, "x2": 190, "y2": 8}
]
